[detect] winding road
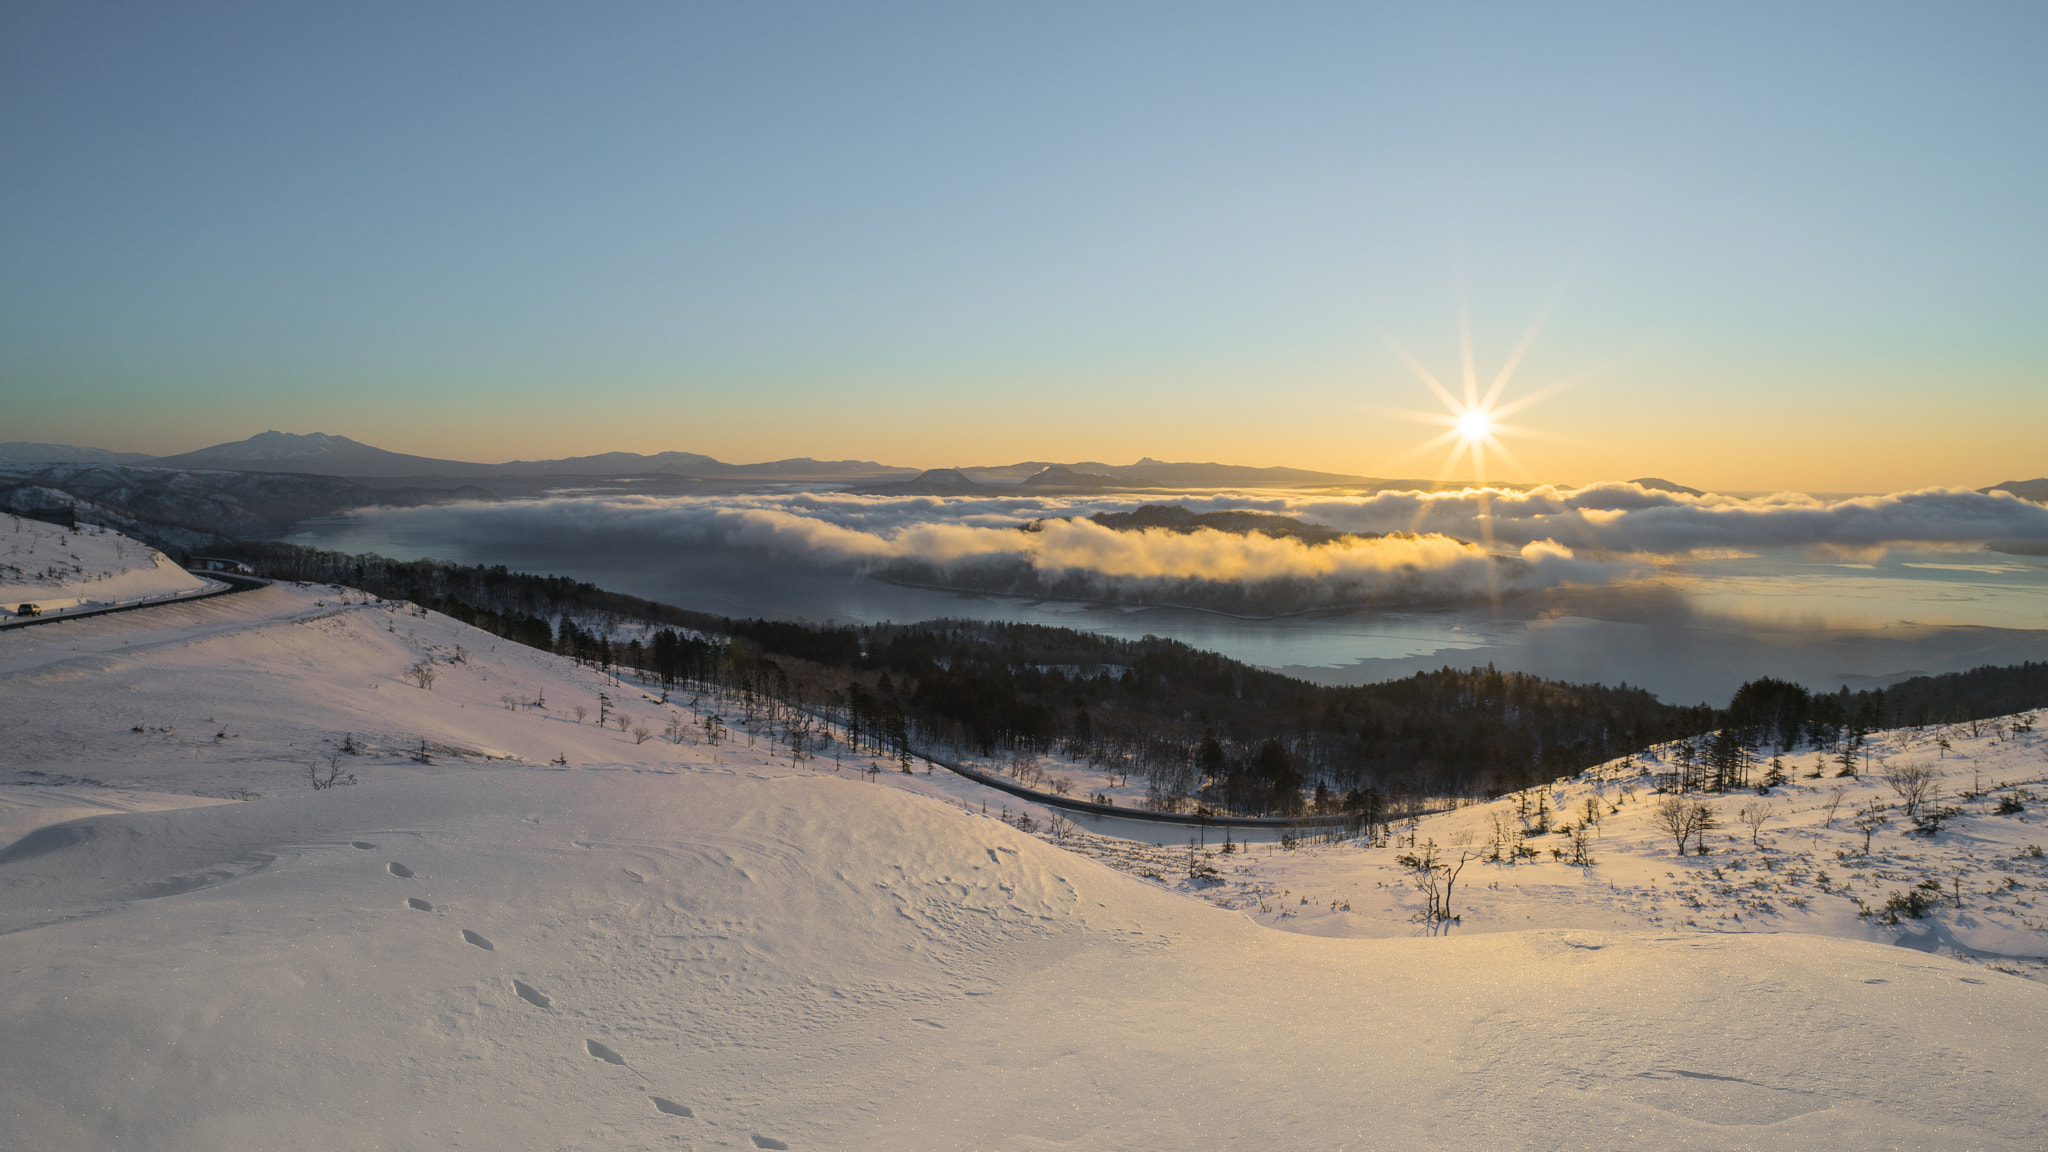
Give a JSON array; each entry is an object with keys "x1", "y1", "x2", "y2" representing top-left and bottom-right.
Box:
[{"x1": 0, "y1": 570, "x2": 269, "y2": 631}]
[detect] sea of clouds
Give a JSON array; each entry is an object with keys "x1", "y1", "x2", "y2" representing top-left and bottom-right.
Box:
[{"x1": 364, "y1": 483, "x2": 2048, "y2": 615}]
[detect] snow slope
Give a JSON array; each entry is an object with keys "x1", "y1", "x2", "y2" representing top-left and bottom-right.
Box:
[
  {"x1": 1036, "y1": 728, "x2": 2048, "y2": 972},
  {"x1": 0, "y1": 517, "x2": 213, "y2": 615},
  {"x1": 1, "y1": 584, "x2": 2044, "y2": 1150}
]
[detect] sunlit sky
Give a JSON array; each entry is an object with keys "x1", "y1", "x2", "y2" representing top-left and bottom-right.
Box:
[{"x1": 3, "y1": 3, "x2": 2043, "y2": 491}]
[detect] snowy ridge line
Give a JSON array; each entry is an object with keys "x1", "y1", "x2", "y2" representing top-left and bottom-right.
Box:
[{"x1": 0, "y1": 570, "x2": 262, "y2": 630}]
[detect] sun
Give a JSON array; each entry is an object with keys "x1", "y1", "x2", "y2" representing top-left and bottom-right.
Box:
[
  {"x1": 1377, "y1": 310, "x2": 1570, "y2": 489},
  {"x1": 1456, "y1": 409, "x2": 1493, "y2": 442}
]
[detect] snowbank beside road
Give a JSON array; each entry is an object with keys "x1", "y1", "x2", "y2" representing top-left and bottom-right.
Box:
[{"x1": 0, "y1": 516, "x2": 211, "y2": 614}]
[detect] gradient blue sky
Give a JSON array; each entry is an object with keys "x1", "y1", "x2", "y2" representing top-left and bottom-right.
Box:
[{"x1": 3, "y1": 2, "x2": 2043, "y2": 490}]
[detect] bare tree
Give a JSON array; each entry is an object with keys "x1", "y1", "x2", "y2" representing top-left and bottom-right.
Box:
[
  {"x1": 407, "y1": 661, "x2": 438, "y2": 690},
  {"x1": 1487, "y1": 808, "x2": 1520, "y2": 861},
  {"x1": 631, "y1": 725, "x2": 652, "y2": 745},
  {"x1": 1651, "y1": 796, "x2": 1718, "y2": 855},
  {"x1": 1651, "y1": 796, "x2": 1698, "y2": 855},
  {"x1": 1852, "y1": 804, "x2": 1890, "y2": 854},
  {"x1": 1736, "y1": 799, "x2": 1777, "y2": 847},
  {"x1": 615, "y1": 713, "x2": 632, "y2": 733},
  {"x1": 1409, "y1": 836, "x2": 1474, "y2": 922},
  {"x1": 573, "y1": 705, "x2": 589, "y2": 724},
  {"x1": 1881, "y1": 762, "x2": 1941, "y2": 819},
  {"x1": 1008, "y1": 751, "x2": 1044, "y2": 788},
  {"x1": 1821, "y1": 785, "x2": 1849, "y2": 827}
]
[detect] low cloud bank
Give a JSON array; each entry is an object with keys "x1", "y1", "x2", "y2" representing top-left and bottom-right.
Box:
[
  {"x1": 359, "y1": 482, "x2": 2046, "y2": 615},
  {"x1": 1280, "y1": 483, "x2": 2048, "y2": 552}
]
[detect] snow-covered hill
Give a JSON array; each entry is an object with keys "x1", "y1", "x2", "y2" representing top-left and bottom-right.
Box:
[
  {"x1": 0, "y1": 516, "x2": 214, "y2": 616},
  {"x1": 1, "y1": 583, "x2": 2043, "y2": 1149},
  {"x1": 1044, "y1": 724, "x2": 2048, "y2": 971}
]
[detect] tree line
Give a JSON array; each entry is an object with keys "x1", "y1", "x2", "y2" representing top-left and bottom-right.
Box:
[{"x1": 210, "y1": 542, "x2": 2048, "y2": 817}]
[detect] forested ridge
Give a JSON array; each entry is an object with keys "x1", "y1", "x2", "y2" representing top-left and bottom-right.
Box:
[{"x1": 216, "y1": 542, "x2": 2048, "y2": 817}]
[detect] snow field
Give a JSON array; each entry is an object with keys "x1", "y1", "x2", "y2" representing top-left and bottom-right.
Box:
[
  {"x1": 1012, "y1": 723, "x2": 2048, "y2": 975},
  {"x1": 0, "y1": 517, "x2": 214, "y2": 615},
  {"x1": 2, "y1": 581, "x2": 2045, "y2": 1149}
]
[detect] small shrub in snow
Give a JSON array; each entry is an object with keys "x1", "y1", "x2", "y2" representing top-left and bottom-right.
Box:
[
  {"x1": 1568, "y1": 825, "x2": 1596, "y2": 866},
  {"x1": 307, "y1": 755, "x2": 356, "y2": 790},
  {"x1": 1881, "y1": 886, "x2": 1937, "y2": 923},
  {"x1": 1912, "y1": 806, "x2": 1964, "y2": 835}
]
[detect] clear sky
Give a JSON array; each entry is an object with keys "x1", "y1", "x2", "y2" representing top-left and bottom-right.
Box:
[{"x1": 3, "y1": 2, "x2": 2043, "y2": 491}]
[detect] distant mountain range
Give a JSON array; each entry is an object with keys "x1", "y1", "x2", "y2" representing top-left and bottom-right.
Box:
[
  {"x1": 11, "y1": 432, "x2": 2027, "y2": 500},
  {"x1": 144, "y1": 432, "x2": 478, "y2": 477},
  {"x1": 3, "y1": 433, "x2": 1384, "y2": 489},
  {"x1": 127, "y1": 431, "x2": 918, "y2": 481},
  {"x1": 843, "y1": 469, "x2": 992, "y2": 496},
  {"x1": 855, "y1": 458, "x2": 1389, "y2": 494},
  {"x1": 0, "y1": 442, "x2": 157, "y2": 466},
  {"x1": 0, "y1": 461, "x2": 491, "y2": 552},
  {"x1": 1628, "y1": 477, "x2": 1705, "y2": 497},
  {"x1": 1983, "y1": 478, "x2": 2048, "y2": 503}
]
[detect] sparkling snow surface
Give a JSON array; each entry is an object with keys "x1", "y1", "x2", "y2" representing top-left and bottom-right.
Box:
[{"x1": 2, "y1": 558, "x2": 2044, "y2": 1149}]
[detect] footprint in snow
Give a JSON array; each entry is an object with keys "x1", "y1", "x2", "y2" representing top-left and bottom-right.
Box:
[
  {"x1": 461, "y1": 929, "x2": 494, "y2": 950},
  {"x1": 512, "y1": 979, "x2": 551, "y2": 1008},
  {"x1": 407, "y1": 897, "x2": 433, "y2": 912},
  {"x1": 650, "y1": 1097, "x2": 693, "y2": 1117},
  {"x1": 387, "y1": 862, "x2": 414, "y2": 878},
  {"x1": 752, "y1": 1136, "x2": 789, "y2": 1150},
  {"x1": 585, "y1": 1039, "x2": 627, "y2": 1066},
  {"x1": 351, "y1": 841, "x2": 377, "y2": 850}
]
